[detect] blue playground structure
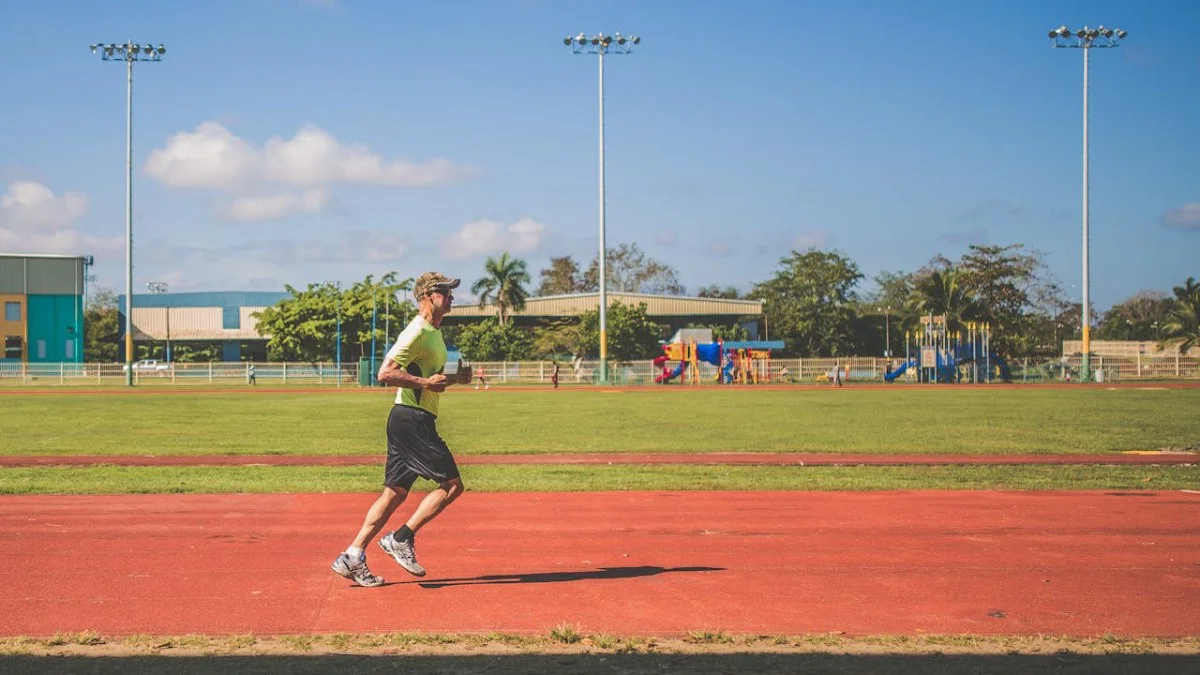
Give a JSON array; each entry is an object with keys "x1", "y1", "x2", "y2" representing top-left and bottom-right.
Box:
[{"x1": 885, "y1": 314, "x2": 1009, "y2": 383}]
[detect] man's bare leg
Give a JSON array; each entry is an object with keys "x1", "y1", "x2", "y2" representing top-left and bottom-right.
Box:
[
  {"x1": 405, "y1": 477, "x2": 464, "y2": 534},
  {"x1": 351, "y1": 486, "x2": 408, "y2": 549},
  {"x1": 378, "y1": 478, "x2": 464, "y2": 577}
]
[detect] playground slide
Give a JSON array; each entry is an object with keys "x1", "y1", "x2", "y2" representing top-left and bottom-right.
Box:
[
  {"x1": 655, "y1": 362, "x2": 685, "y2": 384},
  {"x1": 884, "y1": 360, "x2": 913, "y2": 383},
  {"x1": 722, "y1": 359, "x2": 735, "y2": 384}
]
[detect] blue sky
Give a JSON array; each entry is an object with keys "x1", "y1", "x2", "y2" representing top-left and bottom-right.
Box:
[{"x1": 0, "y1": 0, "x2": 1196, "y2": 311}]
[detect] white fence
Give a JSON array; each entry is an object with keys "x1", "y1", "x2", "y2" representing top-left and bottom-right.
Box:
[
  {"x1": 1, "y1": 354, "x2": 1196, "y2": 387},
  {"x1": 0, "y1": 362, "x2": 356, "y2": 386}
]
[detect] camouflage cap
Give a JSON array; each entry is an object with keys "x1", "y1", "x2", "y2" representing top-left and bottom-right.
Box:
[{"x1": 413, "y1": 271, "x2": 461, "y2": 300}]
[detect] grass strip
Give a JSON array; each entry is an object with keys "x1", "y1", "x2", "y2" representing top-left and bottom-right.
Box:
[{"x1": 0, "y1": 464, "x2": 1195, "y2": 495}]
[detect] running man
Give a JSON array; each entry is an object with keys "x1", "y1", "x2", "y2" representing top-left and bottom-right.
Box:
[{"x1": 331, "y1": 271, "x2": 472, "y2": 587}]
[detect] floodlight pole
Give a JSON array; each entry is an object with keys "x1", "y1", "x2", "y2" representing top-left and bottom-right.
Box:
[
  {"x1": 1049, "y1": 25, "x2": 1125, "y2": 383},
  {"x1": 91, "y1": 41, "x2": 166, "y2": 386},
  {"x1": 334, "y1": 281, "x2": 342, "y2": 388},
  {"x1": 371, "y1": 288, "x2": 377, "y2": 384},
  {"x1": 598, "y1": 47, "x2": 607, "y2": 385},
  {"x1": 565, "y1": 31, "x2": 640, "y2": 384},
  {"x1": 879, "y1": 306, "x2": 891, "y2": 358}
]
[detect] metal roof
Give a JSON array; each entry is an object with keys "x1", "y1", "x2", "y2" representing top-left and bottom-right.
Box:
[
  {"x1": 447, "y1": 292, "x2": 762, "y2": 320},
  {"x1": 0, "y1": 255, "x2": 87, "y2": 295}
]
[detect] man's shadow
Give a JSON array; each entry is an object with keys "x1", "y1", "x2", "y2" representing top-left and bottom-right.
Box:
[{"x1": 412, "y1": 565, "x2": 724, "y2": 589}]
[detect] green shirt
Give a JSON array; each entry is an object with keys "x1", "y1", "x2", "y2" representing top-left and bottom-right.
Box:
[{"x1": 385, "y1": 315, "x2": 448, "y2": 416}]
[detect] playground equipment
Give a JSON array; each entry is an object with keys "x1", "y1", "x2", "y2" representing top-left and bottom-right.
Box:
[
  {"x1": 885, "y1": 314, "x2": 1009, "y2": 383},
  {"x1": 654, "y1": 329, "x2": 784, "y2": 385}
]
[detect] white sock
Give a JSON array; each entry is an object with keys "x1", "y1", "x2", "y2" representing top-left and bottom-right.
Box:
[{"x1": 345, "y1": 546, "x2": 365, "y2": 560}]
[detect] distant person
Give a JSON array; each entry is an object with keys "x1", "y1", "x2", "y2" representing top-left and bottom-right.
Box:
[
  {"x1": 551, "y1": 362, "x2": 560, "y2": 389},
  {"x1": 247, "y1": 364, "x2": 256, "y2": 386},
  {"x1": 474, "y1": 365, "x2": 488, "y2": 390},
  {"x1": 330, "y1": 271, "x2": 472, "y2": 588},
  {"x1": 832, "y1": 361, "x2": 843, "y2": 388}
]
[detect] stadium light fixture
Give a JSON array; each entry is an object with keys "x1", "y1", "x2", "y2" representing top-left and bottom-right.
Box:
[
  {"x1": 1048, "y1": 24, "x2": 1125, "y2": 383},
  {"x1": 90, "y1": 40, "x2": 166, "y2": 386},
  {"x1": 562, "y1": 32, "x2": 641, "y2": 385}
]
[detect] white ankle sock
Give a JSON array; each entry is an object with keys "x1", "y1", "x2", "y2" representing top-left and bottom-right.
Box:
[{"x1": 346, "y1": 546, "x2": 365, "y2": 560}]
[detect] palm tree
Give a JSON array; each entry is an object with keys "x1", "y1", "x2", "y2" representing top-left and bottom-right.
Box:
[
  {"x1": 1159, "y1": 277, "x2": 1200, "y2": 355},
  {"x1": 905, "y1": 268, "x2": 981, "y2": 333},
  {"x1": 471, "y1": 253, "x2": 531, "y2": 326}
]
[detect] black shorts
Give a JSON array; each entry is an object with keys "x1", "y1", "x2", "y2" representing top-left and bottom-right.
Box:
[{"x1": 384, "y1": 404, "x2": 460, "y2": 490}]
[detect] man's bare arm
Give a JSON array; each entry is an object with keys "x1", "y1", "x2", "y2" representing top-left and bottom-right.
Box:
[{"x1": 378, "y1": 358, "x2": 447, "y2": 392}]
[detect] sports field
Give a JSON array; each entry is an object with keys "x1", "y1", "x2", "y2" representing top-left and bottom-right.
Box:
[{"x1": 1, "y1": 384, "x2": 1198, "y2": 673}]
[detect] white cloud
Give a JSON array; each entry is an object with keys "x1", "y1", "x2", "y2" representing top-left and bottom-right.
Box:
[
  {"x1": 440, "y1": 217, "x2": 547, "y2": 260},
  {"x1": 793, "y1": 229, "x2": 829, "y2": 250},
  {"x1": 709, "y1": 242, "x2": 733, "y2": 256},
  {"x1": 0, "y1": 181, "x2": 118, "y2": 255},
  {"x1": 146, "y1": 122, "x2": 478, "y2": 192},
  {"x1": 1161, "y1": 203, "x2": 1200, "y2": 231},
  {"x1": 224, "y1": 189, "x2": 330, "y2": 222},
  {"x1": 145, "y1": 122, "x2": 260, "y2": 189},
  {"x1": 0, "y1": 181, "x2": 88, "y2": 230}
]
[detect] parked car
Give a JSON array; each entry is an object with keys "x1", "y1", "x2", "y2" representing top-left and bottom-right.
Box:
[{"x1": 123, "y1": 359, "x2": 169, "y2": 372}]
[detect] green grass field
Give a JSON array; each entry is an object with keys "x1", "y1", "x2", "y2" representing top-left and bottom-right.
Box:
[
  {"x1": 2, "y1": 387, "x2": 1198, "y2": 456},
  {"x1": 1, "y1": 464, "x2": 1195, "y2": 495},
  {"x1": 1, "y1": 387, "x2": 1196, "y2": 494}
]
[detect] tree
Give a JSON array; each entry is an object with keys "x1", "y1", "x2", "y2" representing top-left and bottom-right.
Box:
[
  {"x1": 254, "y1": 274, "x2": 415, "y2": 362},
  {"x1": 1160, "y1": 277, "x2": 1200, "y2": 354},
  {"x1": 683, "y1": 322, "x2": 750, "y2": 342},
  {"x1": 853, "y1": 271, "x2": 915, "y2": 356},
  {"x1": 860, "y1": 271, "x2": 914, "y2": 313},
  {"x1": 695, "y1": 285, "x2": 741, "y2": 299},
  {"x1": 1097, "y1": 290, "x2": 1174, "y2": 341},
  {"x1": 906, "y1": 268, "x2": 981, "y2": 335},
  {"x1": 531, "y1": 318, "x2": 586, "y2": 360},
  {"x1": 536, "y1": 256, "x2": 584, "y2": 296},
  {"x1": 747, "y1": 249, "x2": 862, "y2": 357},
  {"x1": 84, "y1": 288, "x2": 121, "y2": 362},
  {"x1": 578, "y1": 301, "x2": 665, "y2": 362},
  {"x1": 454, "y1": 318, "x2": 534, "y2": 361},
  {"x1": 580, "y1": 243, "x2": 685, "y2": 295},
  {"x1": 166, "y1": 342, "x2": 224, "y2": 363},
  {"x1": 471, "y1": 253, "x2": 531, "y2": 326},
  {"x1": 955, "y1": 244, "x2": 1055, "y2": 357},
  {"x1": 337, "y1": 273, "x2": 415, "y2": 362}
]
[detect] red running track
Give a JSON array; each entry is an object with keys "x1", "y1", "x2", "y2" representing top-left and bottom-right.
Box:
[{"x1": 1, "y1": 490, "x2": 1198, "y2": 638}]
